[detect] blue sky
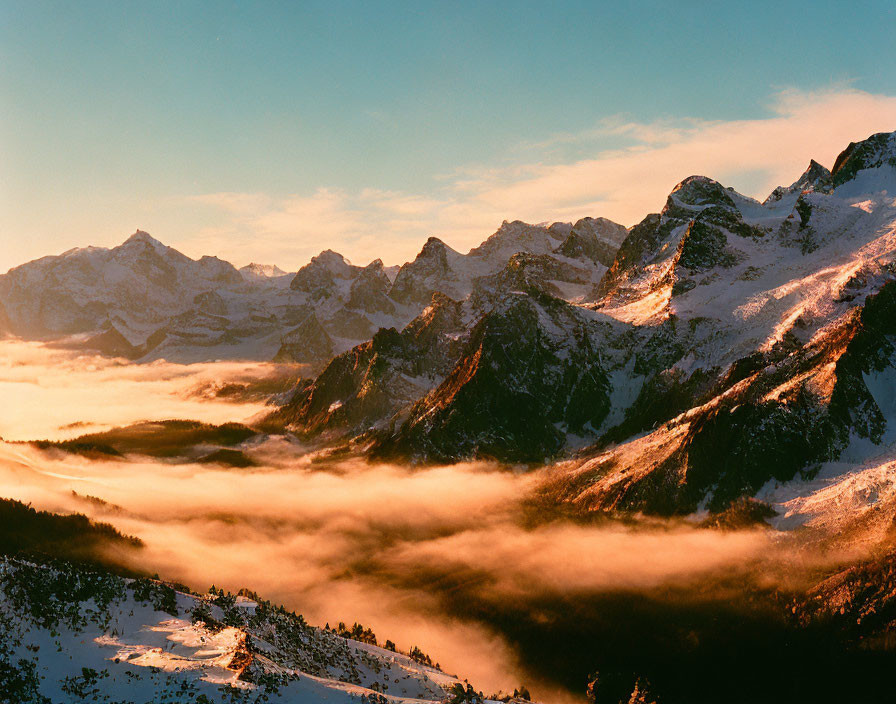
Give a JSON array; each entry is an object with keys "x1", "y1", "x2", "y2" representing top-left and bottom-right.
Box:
[{"x1": 2, "y1": 0, "x2": 896, "y2": 271}]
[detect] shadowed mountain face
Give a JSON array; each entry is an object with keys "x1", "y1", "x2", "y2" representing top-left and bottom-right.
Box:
[
  {"x1": 0, "y1": 497, "x2": 143, "y2": 570},
  {"x1": 370, "y1": 291, "x2": 612, "y2": 463}
]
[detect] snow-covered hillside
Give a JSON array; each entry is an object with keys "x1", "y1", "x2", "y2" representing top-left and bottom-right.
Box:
[
  {"x1": 0, "y1": 556, "x2": 477, "y2": 704},
  {"x1": 540, "y1": 131, "x2": 896, "y2": 513}
]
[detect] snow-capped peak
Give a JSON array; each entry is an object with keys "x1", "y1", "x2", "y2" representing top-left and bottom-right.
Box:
[
  {"x1": 120, "y1": 230, "x2": 168, "y2": 252},
  {"x1": 763, "y1": 160, "x2": 833, "y2": 205},
  {"x1": 311, "y1": 249, "x2": 353, "y2": 272},
  {"x1": 467, "y1": 219, "x2": 565, "y2": 263},
  {"x1": 239, "y1": 262, "x2": 288, "y2": 280},
  {"x1": 667, "y1": 175, "x2": 735, "y2": 209},
  {"x1": 417, "y1": 236, "x2": 455, "y2": 259}
]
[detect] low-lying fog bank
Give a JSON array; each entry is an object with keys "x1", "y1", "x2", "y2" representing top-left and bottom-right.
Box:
[
  {"x1": 1, "y1": 340, "x2": 892, "y2": 703},
  {"x1": 0, "y1": 439, "x2": 838, "y2": 702},
  {"x1": 0, "y1": 340, "x2": 276, "y2": 441}
]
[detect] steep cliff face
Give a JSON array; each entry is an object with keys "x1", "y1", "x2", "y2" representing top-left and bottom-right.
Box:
[
  {"x1": 388, "y1": 237, "x2": 472, "y2": 306},
  {"x1": 273, "y1": 313, "x2": 334, "y2": 365},
  {"x1": 371, "y1": 291, "x2": 611, "y2": 463},
  {"x1": 346, "y1": 259, "x2": 395, "y2": 314},
  {"x1": 595, "y1": 176, "x2": 764, "y2": 306},
  {"x1": 467, "y1": 219, "x2": 566, "y2": 264},
  {"x1": 273, "y1": 293, "x2": 467, "y2": 438},
  {"x1": 763, "y1": 159, "x2": 832, "y2": 205},
  {"x1": 554, "y1": 216, "x2": 628, "y2": 267},
  {"x1": 290, "y1": 249, "x2": 360, "y2": 299},
  {"x1": 831, "y1": 131, "x2": 896, "y2": 187}
]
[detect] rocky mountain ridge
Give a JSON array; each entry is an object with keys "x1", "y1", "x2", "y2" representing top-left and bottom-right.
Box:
[
  {"x1": 0, "y1": 217, "x2": 624, "y2": 369},
  {"x1": 5, "y1": 131, "x2": 896, "y2": 520},
  {"x1": 271, "y1": 131, "x2": 896, "y2": 518}
]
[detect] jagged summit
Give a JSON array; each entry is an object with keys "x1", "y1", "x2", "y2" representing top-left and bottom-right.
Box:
[
  {"x1": 802, "y1": 158, "x2": 832, "y2": 183},
  {"x1": 468, "y1": 219, "x2": 564, "y2": 263},
  {"x1": 573, "y1": 216, "x2": 629, "y2": 246},
  {"x1": 764, "y1": 159, "x2": 833, "y2": 205},
  {"x1": 8, "y1": 130, "x2": 895, "y2": 381},
  {"x1": 666, "y1": 176, "x2": 737, "y2": 211},
  {"x1": 239, "y1": 262, "x2": 288, "y2": 279},
  {"x1": 831, "y1": 130, "x2": 896, "y2": 186},
  {"x1": 120, "y1": 229, "x2": 167, "y2": 250},
  {"x1": 791, "y1": 159, "x2": 833, "y2": 194},
  {"x1": 418, "y1": 236, "x2": 453, "y2": 257},
  {"x1": 311, "y1": 249, "x2": 353, "y2": 271},
  {"x1": 9, "y1": 212, "x2": 616, "y2": 365},
  {"x1": 554, "y1": 217, "x2": 630, "y2": 268},
  {"x1": 388, "y1": 236, "x2": 467, "y2": 306},
  {"x1": 290, "y1": 249, "x2": 359, "y2": 296}
]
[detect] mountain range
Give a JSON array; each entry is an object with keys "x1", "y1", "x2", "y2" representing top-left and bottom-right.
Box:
[
  {"x1": 4, "y1": 131, "x2": 896, "y2": 520},
  {"x1": 272, "y1": 131, "x2": 896, "y2": 515},
  {"x1": 0, "y1": 216, "x2": 624, "y2": 369}
]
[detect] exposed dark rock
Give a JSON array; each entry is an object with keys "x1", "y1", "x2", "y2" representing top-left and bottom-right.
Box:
[
  {"x1": 467, "y1": 220, "x2": 561, "y2": 263},
  {"x1": 290, "y1": 249, "x2": 359, "y2": 299},
  {"x1": 470, "y1": 253, "x2": 589, "y2": 308},
  {"x1": 554, "y1": 217, "x2": 626, "y2": 267},
  {"x1": 273, "y1": 293, "x2": 466, "y2": 438},
  {"x1": 389, "y1": 237, "x2": 459, "y2": 306},
  {"x1": 832, "y1": 131, "x2": 896, "y2": 186},
  {"x1": 273, "y1": 313, "x2": 334, "y2": 363},
  {"x1": 372, "y1": 292, "x2": 610, "y2": 463},
  {"x1": 557, "y1": 278, "x2": 896, "y2": 515},
  {"x1": 764, "y1": 159, "x2": 832, "y2": 204},
  {"x1": 677, "y1": 217, "x2": 741, "y2": 271},
  {"x1": 347, "y1": 259, "x2": 395, "y2": 314}
]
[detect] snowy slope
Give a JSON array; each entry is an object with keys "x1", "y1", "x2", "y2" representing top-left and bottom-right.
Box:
[
  {"x1": 239, "y1": 262, "x2": 291, "y2": 282},
  {"x1": 0, "y1": 557, "x2": 469, "y2": 704},
  {"x1": 529, "y1": 132, "x2": 896, "y2": 514}
]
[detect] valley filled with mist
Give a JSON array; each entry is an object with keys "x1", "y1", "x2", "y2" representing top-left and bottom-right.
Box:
[
  {"x1": 3, "y1": 283, "x2": 896, "y2": 704},
  {"x1": 6, "y1": 3, "x2": 896, "y2": 701},
  {"x1": 3, "y1": 117, "x2": 896, "y2": 704},
  {"x1": 0, "y1": 341, "x2": 776, "y2": 701}
]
